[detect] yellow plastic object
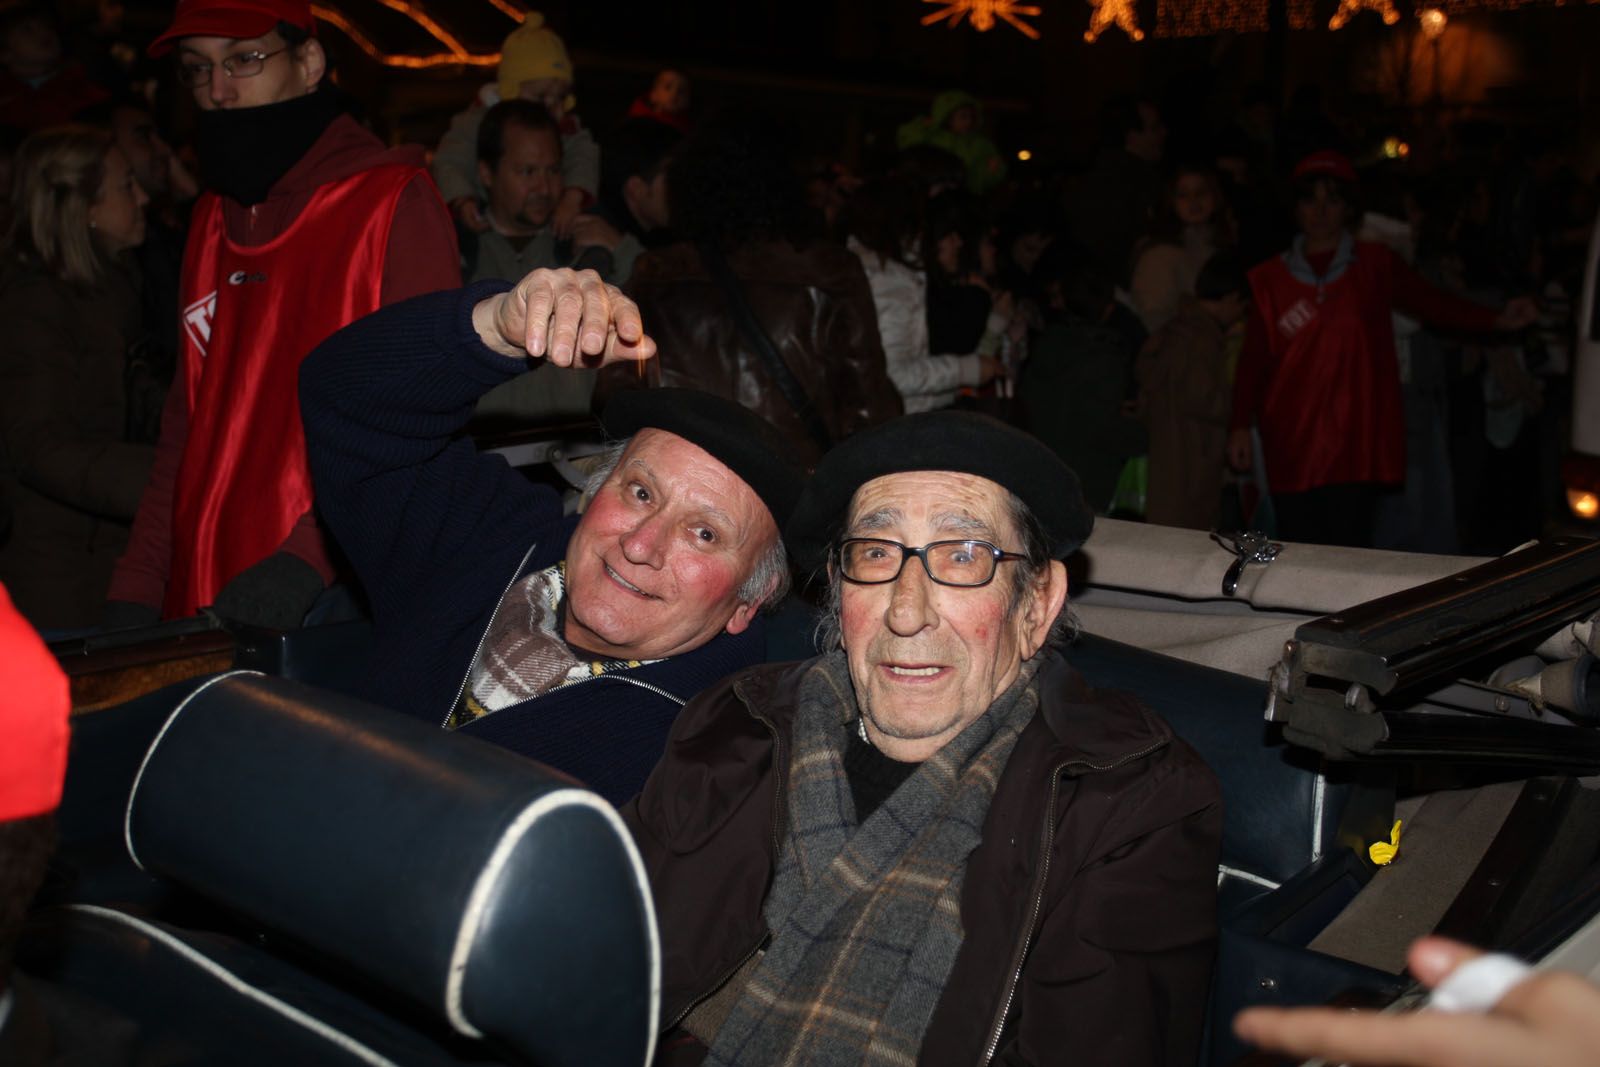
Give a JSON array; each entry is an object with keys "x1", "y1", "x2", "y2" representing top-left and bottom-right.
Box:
[{"x1": 1369, "y1": 819, "x2": 1403, "y2": 866}]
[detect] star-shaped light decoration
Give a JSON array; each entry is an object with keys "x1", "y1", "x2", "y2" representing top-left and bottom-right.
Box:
[
  {"x1": 921, "y1": 0, "x2": 1044, "y2": 40},
  {"x1": 1083, "y1": 0, "x2": 1146, "y2": 41},
  {"x1": 1327, "y1": 0, "x2": 1400, "y2": 29}
]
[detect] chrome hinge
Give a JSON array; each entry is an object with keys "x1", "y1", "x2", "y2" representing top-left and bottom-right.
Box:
[{"x1": 1212, "y1": 530, "x2": 1282, "y2": 598}]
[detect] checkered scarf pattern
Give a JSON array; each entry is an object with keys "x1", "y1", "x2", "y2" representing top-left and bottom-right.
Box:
[
  {"x1": 450, "y1": 562, "x2": 653, "y2": 728},
  {"x1": 706, "y1": 651, "x2": 1040, "y2": 1066}
]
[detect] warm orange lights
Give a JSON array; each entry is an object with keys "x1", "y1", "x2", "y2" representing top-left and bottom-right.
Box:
[
  {"x1": 1418, "y1": 6, "x2": 1449, "y2": 37},
  {"x1": 1084, "y1": 0, "x2": 1147, "y2": 40},
  {"x1": 1016, "y1": 149, "x2": 1034, "y2": 161},
  {"x1": 921, "y1": 0, "x2": 1044, "y2": 40},
  {"x1": 311, "y1": 1, "x2": 510, "y2": 69},
  {"x1": 1570, "y1": 489, "x2": 1600, "y2": 522},
  {"x1": 1328, "y1": 0, "x2": 1402, "y2": 29},
  {"x1": 1156, "y1": 0, "x2": 1269, "y2": 36},
  {"x1": 484, "y1": 0, "x2": 525, "y2": 20}
]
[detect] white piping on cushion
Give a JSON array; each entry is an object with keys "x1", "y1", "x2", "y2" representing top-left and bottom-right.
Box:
[
  {"x1": 445, "y1": 788, "x2": 661, "y2": 1067},
  {"x1": 1311, "y1": 771, "x2": 1327, "y2": 862},
  {"x1": 1217, "y1": 864, "x2": 1282, "y2": 890},
  {"x1": 66, "y1": 904, "x2": 400, "y2": 1067},
  {"x1": 123, "y1": 671, "x2": 262, "y2": 872}
]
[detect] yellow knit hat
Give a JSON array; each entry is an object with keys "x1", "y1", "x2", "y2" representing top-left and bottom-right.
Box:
[{"x1": 497, "y1": 12, "x2": 574, "y2": 104}]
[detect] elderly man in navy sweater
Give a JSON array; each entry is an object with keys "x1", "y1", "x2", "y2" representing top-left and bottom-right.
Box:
[{"x1": 300, "y1": 269, "x2": 803, "y2": 804}]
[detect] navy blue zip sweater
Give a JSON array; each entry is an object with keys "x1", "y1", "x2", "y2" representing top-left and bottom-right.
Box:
[{"x1": 299, "y1": 281, "x2": 766, "y2": 805}]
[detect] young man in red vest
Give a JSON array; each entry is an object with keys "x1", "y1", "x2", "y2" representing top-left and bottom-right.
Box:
[
  {"x1": 1226, "y1": 150, "x2": 1537, "y2": 548},
  {"x1": 107, "y1": 0, "x2": 459, "y2": 630}
]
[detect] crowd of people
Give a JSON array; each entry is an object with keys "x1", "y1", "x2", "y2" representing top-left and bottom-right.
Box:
[
  {"x1": 0, "y1": 1, "x2": 1588, "y2": 637},
  {"x1": 3, "y1": 0, "x2": 1600, "y2": 1063}
]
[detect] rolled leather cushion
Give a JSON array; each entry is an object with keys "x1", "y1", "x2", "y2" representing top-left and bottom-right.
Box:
[{"x1": 123, "y1": 671, "x2": 659, "y2": 1067}]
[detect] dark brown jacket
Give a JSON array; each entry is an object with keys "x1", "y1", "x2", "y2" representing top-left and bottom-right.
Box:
[
  {"x1": 1137, "y1": 301, "x2": 1232, "y2": 531},
  {"x1": 0, "y1": 262, "x2": 155, "y2": 629},
  {"x1": 621, "y1": 650, "x2": 1222, "y2": 1066},
  {"x1": 597, "y1": 239, "x2": 902, "y2": 466}
]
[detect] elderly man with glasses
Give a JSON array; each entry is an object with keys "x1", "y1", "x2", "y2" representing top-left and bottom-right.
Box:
[
  {"x1": 622, "y1": 412, "x2": 1223, "y2": 1066},
  {"x1": 107, "y1": 0, "x2": 457, "y2": 632}
]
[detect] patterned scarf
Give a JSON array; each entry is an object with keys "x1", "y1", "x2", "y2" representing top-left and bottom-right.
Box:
[
  {"x1": 705, "y1": 651, "x2": 1040, "y2": 1067},
  {"x1": 450, "y1": 563, "x2": 655, "y2": 728}
]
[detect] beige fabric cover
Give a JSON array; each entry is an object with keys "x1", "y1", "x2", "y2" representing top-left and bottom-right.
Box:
[{"x1": 1072, "y1": 520, "x2": 1490, "y2": 679}]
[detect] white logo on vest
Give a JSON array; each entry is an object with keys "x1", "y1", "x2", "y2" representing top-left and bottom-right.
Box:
[
  {"x1": 183, "y1": 290, "x2": 218, "y2": 356},
  {"x1": 1276, "y1": 297, "x2": 1318, "y2": 340}
]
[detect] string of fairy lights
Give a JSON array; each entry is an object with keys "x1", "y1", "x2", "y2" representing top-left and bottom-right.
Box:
[
  {"x1": 925, "y1": 0, "x2": 1593, "y2": 42},
  {"x1": 946, "y1": 0, "x2": 1593, "y2": 41},
  {"x1": 313, "y1": 0, "x2": 1598, "y2": 67}
]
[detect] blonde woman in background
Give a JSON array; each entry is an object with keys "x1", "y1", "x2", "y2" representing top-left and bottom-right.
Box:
[{"x1": 0, "y1": 125, "x2": 155, "y2": 631}]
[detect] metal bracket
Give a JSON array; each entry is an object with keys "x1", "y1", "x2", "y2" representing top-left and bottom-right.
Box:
[{"x1": 1211, "y1": 530, "x2": 1283, "y2": 598}]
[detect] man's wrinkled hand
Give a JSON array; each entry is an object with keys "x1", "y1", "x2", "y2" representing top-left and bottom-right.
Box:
[{"x1": 474, "y1": 268, "x2": 656, "y2": 368}]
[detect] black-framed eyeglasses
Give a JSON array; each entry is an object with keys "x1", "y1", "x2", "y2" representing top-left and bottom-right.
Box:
[
  {"x1": 837, "y1": 538, "x2": 1026, "y2": 588},
  {"x1": 176, "y1": 46, "x2": 289, "y2": 88}
]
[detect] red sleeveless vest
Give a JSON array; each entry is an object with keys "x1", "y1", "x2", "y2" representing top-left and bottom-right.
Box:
[
  {"x1": 1246, "y1": 241, "x2": 1405, "y2": 494},
  {"x1": 166, "y1": 164, "x2": 417, "y2": 617}
]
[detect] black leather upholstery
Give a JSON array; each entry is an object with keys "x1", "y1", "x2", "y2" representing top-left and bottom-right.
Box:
[
  {"x1": 1067, "y1": 634, "x2": 1400, "y2": 1067},
  {"x1": 19, "y1": 904, "x2": 474, "y2": 1066},
  {"x1": 122, "y1": 672, "x2": 658, "y2": 1067},
  {"x1": 47, "y1": 674, "x2": 220, "y2": 910},
  {"x1": 1068, "y1": 634, "x2": 1392, "y2": 911}
]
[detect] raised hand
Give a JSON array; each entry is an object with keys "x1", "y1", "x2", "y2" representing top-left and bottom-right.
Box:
[{"x1": 472, "y1": 268, "x2": 656, "y2": 368}]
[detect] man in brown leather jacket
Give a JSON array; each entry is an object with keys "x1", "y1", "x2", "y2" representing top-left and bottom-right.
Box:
[
  {"x1": 622, "y1": 411, "x2": 1223, "y2": 1066},
  {"x1": 593, "y1": 114, "x2": 900, "y2": 466}
]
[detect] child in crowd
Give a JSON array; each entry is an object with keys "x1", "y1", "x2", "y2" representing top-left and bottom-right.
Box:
[
  {"x1": 1138, "y1": 252, "x2": 1249, "y2": 530},
  {"x1": 895, "y1": 89, "x2": 1006, "y2": 196},
  {"x1": 627, "y1": 67, "x2": 691, "y2": 131},
  {"x1": 431, "y1": 12, "x2": 598, "y2": 239}
]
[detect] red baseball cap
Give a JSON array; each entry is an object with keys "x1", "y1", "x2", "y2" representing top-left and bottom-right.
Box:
[
  {"x1": 148, "y1": 0, "x2": 315, "y2": 57},
  {"x1": 1292, "y1": 150, "x2": 1358, "y2": 185},
  {"x1": 0, "y1": 585, "x2": 70, "y2": 823}
]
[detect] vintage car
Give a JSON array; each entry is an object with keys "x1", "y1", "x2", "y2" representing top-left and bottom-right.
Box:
[{"x1": 21, "y1": 494, "x2": 1600, "y2": 1066}]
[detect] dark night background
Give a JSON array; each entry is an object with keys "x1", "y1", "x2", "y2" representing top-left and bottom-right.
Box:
[{"x1": 115, "y1": 0, "x2": 1600, "y2": 175}]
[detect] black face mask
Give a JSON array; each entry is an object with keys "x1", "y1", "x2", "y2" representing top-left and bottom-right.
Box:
[{"x1": 195, "y1": 85, "x2": 345, "y2": 206}]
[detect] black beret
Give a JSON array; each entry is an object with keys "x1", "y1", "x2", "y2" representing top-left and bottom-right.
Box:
[
  {"x1": 785, "y1": 411, "x2": 1093, "y2": 569},
  {"x1": 600, "y1": 388, "x2": 805, "y2": 530}
]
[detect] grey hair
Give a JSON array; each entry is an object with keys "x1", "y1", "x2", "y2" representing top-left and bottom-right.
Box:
[
  {"x1": 582, "y1": 436, "x2": 791, "y2": 611},
  {"x1": 581, "y1": 438, "x2": 632, "y2": 503},
  {"x1": 815, "y1": 486, "x2": 1075, "y2": 654}
]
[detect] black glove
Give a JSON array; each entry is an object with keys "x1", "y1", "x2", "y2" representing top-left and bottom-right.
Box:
[
  {"x1": 103, "y1": 599, "x2": 161, "y2": 631},
  {"x1": 210, "y1": 552, "x2": 326, "y2": 631}
]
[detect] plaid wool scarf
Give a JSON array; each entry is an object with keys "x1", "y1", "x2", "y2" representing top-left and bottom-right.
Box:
[{"x1": 706, "y1": 651, "x2": 1040, "y2": 1067}]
